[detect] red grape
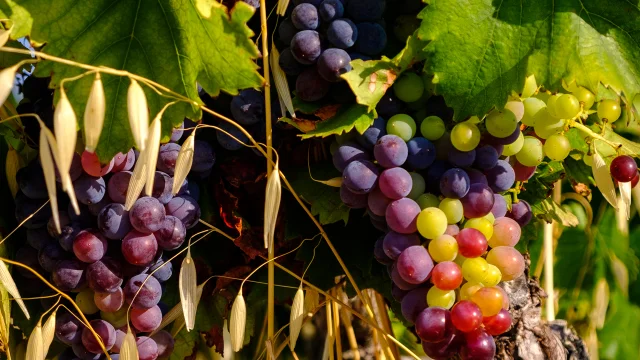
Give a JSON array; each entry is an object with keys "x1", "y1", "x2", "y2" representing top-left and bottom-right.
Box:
[
  {"x1": 421, "y1": 330, "x2": 463, "y2": 359},
  {"x1": 73, "y1": 229, "x2": 108, "y2": 263},
  {"x1": 122, "y1": 231, "x2": 158, "y2": 266},
  {"x1": 131, "y1": 305, "x2": 162, "y2": 332},
  {"x1": 431, "y1": 261, "x2": 463, "y2": 290},
  {"x1": 136, "y1": 336, "x2": 160, "y2": 360},
  {"x1": 461, "y1": 328, "x2": 496, "y2": 360},
  {"x1": 81, "y1": 150, "x2": 114, "y2": 177},
  {"x1": 81, "y1": 319, "x2": 116, "y2": 353},
  {"x1": 456, "y1": 228, "x2": 488, "y2": 258},
  {"x1": 451, "y1": 300, "x2": 483, "y2": 332},
  {"x1": 483, "y1": 308, "x2": 512, "y2": 335},
  {"x1": 415, "y1": 307, "x2": 454, "y2": 342},
  {"x1": 610, "y1": 155, "x2": 638, "y2": 182},
  {"x1": 94, "y1": 287, "x2": 124, "y2": 313}
]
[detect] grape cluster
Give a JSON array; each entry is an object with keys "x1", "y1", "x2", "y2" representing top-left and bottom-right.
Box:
[
  {"x1": 278, "y1": 0, "x2": 387, "y2": 102},
  {"x1": 15, "y1": 124, "x2": 213, "y2": 360}
]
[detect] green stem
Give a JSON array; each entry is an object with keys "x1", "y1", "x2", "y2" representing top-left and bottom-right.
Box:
[{"x1": 570, "y1": 121, "x2": 621, "y2": 150}]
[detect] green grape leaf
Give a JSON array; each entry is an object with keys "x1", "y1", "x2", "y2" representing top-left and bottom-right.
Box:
[
  {"x1": 342, "y1": 34, "x2": 427, "y2": 112},
  {"x1": 1, "y1": 0, "x2": 263, "y2": 161},
  {"x1": 598, "y1": 292, "x2": 640, "y2": 360},
  {"x1": 417, "y1": 0, "x2": 640, "y2": 120},
  {"x1": 286, "y1": 163, "x2": 350, "y2": 225},
  {"x1": 564, "y1": 157, "x2": 595, "y2": 186},
  {"x1": 530, "y1": 198, "x2": 579, "y2": 227},
  {"x1": 299, "y1": 104, "x2": 376, "y2": 139},
  {"x1": 169, "y1": 327, "x2": 200, "y2": 360}
]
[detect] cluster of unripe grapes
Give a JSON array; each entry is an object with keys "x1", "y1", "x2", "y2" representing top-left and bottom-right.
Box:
[{"x1": 14, "y1": 124, "x2": 214, "y2": 360}]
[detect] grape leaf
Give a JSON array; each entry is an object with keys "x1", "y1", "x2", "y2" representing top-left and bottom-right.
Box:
[
  {"x1": 417, "y1": 0, "x2": 640, "y2": 121},
  {"x1": 1, "y1": 0, "x2": 263, "y2": 161},
  {"x1": 169, "y1": 328, "x2": 199, "y2": 360},
  {"x1": 299, "y1": 104, "x2": 376, "y2": 139},
  {"x1": 599, "y1": 292, "x2": 640, "y2": 360}
]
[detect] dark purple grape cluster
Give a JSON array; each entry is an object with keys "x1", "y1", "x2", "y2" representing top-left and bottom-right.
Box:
[
  {"x1": 278, "y1": 0, "x2": 387, "y2": 102},
  {"x1": 15, "y1": 123, "x2": 214, "y2": 360}
]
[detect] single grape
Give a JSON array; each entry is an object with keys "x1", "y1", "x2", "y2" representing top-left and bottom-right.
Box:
[
  {"x1": 451, "y1": 300, "x2": 483, "y2": 332},
  {"x1": 136, "y1": 336, "x2": 160, "y2": 360},
  {"x1": 448, "y1": 148, "x2": 476, "y2": 168},
  {"x1": 318, "y1": 0, "x2": 344, "y2": 21},
  {"x1": 130, "y1": 197, "x2": 166, "y2": 233},
  {"x1": 38, "y1": 243, "x2": 67, "y2": 272},
  {"x1": 382, "y1": 232, "x2": 421, "y2": 260},
  {"x1": 428, "y1": 235, "x2": 458, "y2": 262},
  {"x1": 461, "y1": 328, "x2": 496, "y2": 360},
  {"x1": 81, "y1": 319, "x2": 116, "y2": 353},
  {"x1": 407, "y1": 172, "x2": 426, "y2": 200},
  {"x1": 379, "y1": 167, "x2": 413, "y2": 199},
  {"x1": 94, "y1": 287, "x2": 124, "y2": 313},
  {"x1": 483, "y1": 308, "x2": 512, "y2": 335},
  {"x1": 473, "y1": 145, "x2": 498, "y2": 170},
  {"x1": 125, "y1": 273, "x2": 162, "y2": 309},
  {"x1": 131, "y1": 305, "x2": 163, "y2": 332},
  {"x1": 555, "y1": 94, "x2": 581, "y2": 119},
  {"x1": 327, "y1": 19, "x2": 358, "y2": 49},
  {"x1": 56, "y1": 310, "x2": 84, "y2": 345},
  {"x1": 438, "y1": 198, "x2": 463, "y2": 224},
  {"x1": 491, "y1": 194, "x2": 507, "y2": 218},
  {"x1": 151, "y1": 330, "x2": 175, "y2": 358},
  {"x1": 462, "y1": 257, "x2": 489, "y2": 283},
  {"x1": 427, "y1": 287, "x2": 456, "y2": 309},
  {"x1": 333, "y1": 141, "x2": 369, "y2": 172},
  {"x1": 291, "y1": 30, "x2": 322, "y2": 64},
  {"x1": 86, "y1": 257, "x2": 123, "y2": 293},
  {"x1": 546, "y1": 93, "x2": 562, "y2": 117},
  {"x1": 481, "y1": 264, "x2": 502, "y2": 286},
  {"x1": 340, "y1": 184, "x2": 368, "y2": 208},
  {"x1": 156, "y1": 143, "x2": 180, "y2": 175},
  {"x1": 74, "y1": 175, "x2": 106, "y2": 205},
  {"x1": 456, "y1": 228, "x2": 488, "y2": 258},
  {"x1": 400, "y1": 286, "x2": 429, "y2": 323},
  {"x1": 397, "y1": 245, "x2": 434, "y2": 284},
  {"x1": 386, "y1": 114, "x2": 416, "y2": 141},
  {"x1": 76, "y1": 288, "x2": 99, "y2": 315},
  {"x1": 81, "y1": 151, "x2": 114, "y2": 177},
  {"x1": 354, "y1": 22, "x2": 387, "y2": 56},
  {"x1": 507, "y1": 200, "x2": 532, "y2": 226},
  {"x1": 122, "y1": 231, "x2": 158, "y2": 266},
  {"x1": 516, "y1": 136, "x2": 544, "y2": 167},
  {"x1": 485, "y1": 110, "x2": 517, "y2": 138},
  {"x1": 484, "y1": 159, "x2": 515, "y2": 193},
  {"x1": 53, "y1": 259, "x2": 86, "y2": 291},
  {"x1": 73, "y1": 229, "x2": 108, "y2": 263},
  {"x1": 406, "y1": 137, "x2": 436, "y2": 169},
  {"x1": 416, "y1": 193, "x2": 440, "y2": 209},
  {"x1": 357, "y1": 117, "x2": 386, "y2": 150},
  {"x1": 111, "y1": 328, "x2": 126, "y2": 353},
  {"x1": 502, "y1": 132, "x2": 524, "y2": 156},
  {"x1": 97, "y1": 203, "x2": 132, "y2": 240},
  {"x1": 417, "y1": 207, "x2": 448, "y2": 239},
  {"x1": 373, "y1": 135, "x2": 407, "y2": 168},
  {"x1": 291, "y1": 3, "x2": 319, "y2": 30},
  {"x1": 152, "y1": 172, "x2": 173, "y2": 205},
  {"x1": 170, "y1": 122, "x2": 184, "y2": 143},
  {"x1": 317, "y1": 48, "x2": 352, "y2": 82},
  {"x1": 393, "y1": 73, "x2": 424, "y2": 103},
  {"x1": 445, "y1": 224, "x2": 460, "y2": 236},
  {"x1": 486, "y1": 246, "x2": 525, "y2": 281},
  {"x1": 511, "y1": 159, "x2": 536, "y2": 181},
  {"x1": 440, "y1": 168, "x2": 470, "y2": 199},
  {"x1": 107, "y1": 171, "x2": 132, "y2": 204},
  {"x1": 149, "y1": 256, "x2": 173, "y2": 282},
  {"x1": 610, "y1": 155, "x2": 638, "y2": 182},
  {"x1": 415, "y1": 307, "x2": 454, "y2": 343},
  {"x1": 422, "y1": 331, "x2": 463, "y2": 360},
  {"x1": 489, "y1": 217, "x2": 521, "y2": 247},
  {"x1": 421, "y1": 116, "x2": 446, "y2": 141},
  {"x1": 431, "y1": 261, "x2": 463, "y2": 290},
  {"x1": 342, "y1": 160, "x2": 379, "y2": 195},
  {"x1": 450, "y1": 122, "x2": 480, "y2": 152},
  {"x1": 521, "y1": 97, "x2": 546, "y2": 126},
  {"x1": 459, "y1": 282, "x2": 482, "y2": 301},
  {"x1": 544, "y1": 133, "x2": 571, "y2": 160},
  {"x1": 597, "y1": 99, "x2": 622, "y2": 122},
  {"x1": 165, "y1": 195, "x2": 201, "y2": 229},
  {"x1": 470, "y1": 286, "x2": 504, "y2": 316},
  {"x1": 573, "y1": 86, "x2": 595, "y2": 109}
]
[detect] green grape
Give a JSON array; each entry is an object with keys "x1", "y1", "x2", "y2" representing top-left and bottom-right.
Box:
[
  {"x1": 462, "y1": 257, "x2": 489, "y2": 283},
  {"x1": 516, "y1": 136, "x2": 544, "y2": 166},
  {"x1": 407, "y1": 172, "x2": 426, "y2": 200},
  {"x1": 387, "y1": 114, "x2": 416, "y2": 141},
  {"x1": 101, "y1": 307, "x2": 129, "y2": 328},
  {"x1": 546, "y1": 93, "x2": 563, "y2": 118},
  {"x1": 427, "y1": 287, "x2": 456, "y2": 309},
  {"x1": 428, "y1": 234, "x2": 458, "y2": 262},
  {"x1": 481, "y1": 264, "x2": 502, "y2": 287},
  {"x1": 597, "y1": 99, "x2": 622, "y2": 122},
  {"x1": 454, "y1": 254, "x2": 467, "y2": 267},
  {"x1": 483, "y1": 211, "x2": 495, "y2": 224},
  {"x1": 450, "y1": 121, "x2": 481, "y2": 151},
  {"x1": 502, "y1": 132, "x2": 524, "y2": 156},
  {"x1": 460, "y1": 282, "x2": 483, "y2": 300},
  {"x1": 393, "y1": 73, "x2": 424, "y2": 103},
  {"x1": 504, "y1": 101, "x2": 524, "y2": 121},
  {"x1": 533, "y1": 108, "x2": 564, "y2": 139},
  {"x1": 417, "y1": 207, "x2": 448, "y2": 239},
  {"x1": 583, "y1": 154, "x2": 594, "y2": 166},
  {"x1": 336, "y1": 131, "x2": 356, "y2": 145},
  {"x1": 439, "y1": 198, "x2": 463, "y2": 224},
  {"x1": 416, "y1": 193, "x2": 440, "y2": 209},
  {"x1": 420, "y1": 115, "x2": 446, "y2": 141},
  {"x1": 573, "y1": 86, "x2": 595, "y2": 110},
  {"x1": 555, "y1": 94, "x2": 581, "y2": 119},
  {"x1": 486, "y1": 110, "x2": 518, "y2": 138},
  {"x1": 534, "y1": 91, "x2": 551, "y2": 103},
  {"x1": 544, "y1": 133, "x2": 571, "y2": 161},
  {"x1": 464, "y1": 217, "x2": 493, "y2": 240},
  {"x1": 521, "y1": 97, "x2": 546, "y2": 126},
  {"x1": 76, "y1": 288, "x2": 99, "y2": 315}
]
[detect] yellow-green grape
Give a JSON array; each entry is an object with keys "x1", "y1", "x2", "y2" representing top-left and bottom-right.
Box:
[
  {"x1": 417, "y1": 193, "x2": 440, "y2": 209},
  {"x1": 393, "y1": 73, "x2": 424, "y2": 103},
  {"x1": 101, "y1": 308, "x2": 128, "y2": 328},
  {"x1": 502, "y1": 132, "x2": 524, "y2": 156},
  {"x1": 554, "y1": 94, "x2": 581, "y2": 119},
  {"x1": 387, "y1": 114, "x2": 417, "y2": 141},
  {"x1": 427, "y1": 287, "x2": 456, "y2": 309},
  {"x1": 76, "y1": 289, "x2": 99, "y2": 315},
  {"x1": 460, "y1": 282, "x2": 483, "y2": 300},
  {"x1": 534, "y1": 108, "x2": 564, "y2": 139},
  {"x1": 535, "y1": 91, "x2": 551, "y2": 103},
  {"x1": 486, "y1": 110, "x2": 518, "y2": 138},
  {"x1": 428, "y1": 234, "x2": 459, "y2": 262},
  {"x1": 454, "y1": 254, "x2": 467, "y2": 267},
  {"x1": 417, "y1": 207, "x2": 448, "y2": 239},
  {"x1": 521, "y1": 97, "x2": 547, "y2": 126},
  {"x1": 464, "y1": 217, "x2": 493, "y2": 240},
  {"x1": 516, "y1": 136, "x2": 544, "y2": 166},
  {"x1": 504, "y1": 101, "x2": 524, "y2": 121},
  {"x1": 407, "y1": 172, "x2": 426, "y2": 200},
  {"x1": 597, "y1": 99, "x2": 622, "y2": 122},
  {"x1": 573, "y1": 86, "x2": 595, "y2": 110},
  {"x1": 483, "y1": 211, "x2": 495, "y2": 224},
  {"x1": 544, "y1": 133, "x2": 572, "y2": 161},
  {"x1": 481, "y1": 264, "x2": 502, "y2": 287},
  {"x1": 439, "y1": 198, "x2": 463, "y2": 224},
  {"x1": 546, "y1": 93, "x2": 563, "y2": 118},
  {"x1": 583, "y1": 154, "x2": 593, "y2": 166},
  {"x1": 451, "y1": 122, "x2": 481, "y2": 151},
  {"x1": 421, "y1": 116, "x2": 446, "y2": 141},
  {"x1": 462, "y1": 257, "x2": 489, "y2": 283}
]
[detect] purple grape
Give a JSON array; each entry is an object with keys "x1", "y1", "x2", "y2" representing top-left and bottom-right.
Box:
[
  {"x1": 216, "y1": 121, "x2": 248, "y2": 151},
  {"x1": 73, "y1": 175, "x2": 106, "y2": 205},
  {"x1": 72, "y1": 342, "x2": 101, "y2": 360},
  {"x1": 291, "y1": 30, "x2": 322, "y2": 64},
  {"x1": 460, "y1": 183, "x2": 495, "y2": 218},
  {"x1": 278, "y1": 48, "x2": 303, "y2": 76},
  {"x1": 422, "y1": 331, "x2": 464, "y2": 360},
  {"x1": 374, "y1": 236, "x2": 393, "y2": 265},
  {"x1": 484, "y1": 159, "x2": 515, "y2": 193},
  {"x1": 340, "y1": 183, "x2": 368, "y2": 208},
  {"x1": 124, "y1": 273, "x2": 162, "y2": 309},
  {"x1": 291, "y1": 3, "x2": 319, "y2": 30},
  {"x1": 17, "y1": 163, "x2": 48, "y2": 199},
  {"x1": 397, "y1": 245, "x2": 434, "y2": 284},
  {"x1": 230, "y1": 89, "x2": 264, "y2": 125},
  {"x1": 415, "y1": 307, "x2": 454, "y2": 343},
  {"x1": 379, "y1": 167, "x2": 412, "y2": 199},
  {"x1": 27, "y1": 228, "x2": 53, "y2": 251},
  {"x1": 296, "y1": 67, "x2": 330, "y2": 101},
  {"x1": 130, "y1": 197, "x2": 166, "y2": 233},
  {"x1": 474, "y1": 145, "x2": 499, "y2": 169},
  {"x1": 149, "y1": 256, "x2": 173, "y2": 282},
  {"x1": 391, "y1": 264, "x2": 418, "y2": 291},
  {"x1": 278, "y1": 19, "x2": 296, "y2": 45},
  {"x1": 152, "y1": 172, "x2": 173, "y2": 204},
  {"x1": 81, "y1": 319, "x2": 116, "y2": 353},
  {"x1": 447, "y1": 148, "x2": 475, "y2": 168},
  {"x1": 354, "y1": 22, "x2": 387, "y2": 56},
  {"x1": 59, "y1": 223, "x2": 82, "y2": 251},
  {"x1": 376, "y1": 93, "x2": 403, "y2": 120},
  {"x1": 122, "y1": 231, "x2": 158, "y2": 266},
  {"x1": 86, "y1": 257, "x2": 123, "y2": 293},
  {"x1": 401, "y1": 286, "x2": 428, "y2": 323},
  {"x1": 374, "y1": 135, "x2": 408, "y2": 168},
  {"x1": 156, "y1": 143, "x2": 180, "y2": 175},
  {"x1": 491, "y1": 194, "x2": 508, "y2": 218},
  {"x1": 385, "y1": 197, "x2": 421, "y2": 234},
  {"x1": 507, "y1": 200, "x2": 532, "y2": 226},
  {"x1": 98, "y1": 203, "x2": 132, "y2": 240},
  {"x1": 461, "y1": 329, "x2": 496, "y2": 360},
  {"x1": 94, "y1": 287, "x2": 124, "y2": 312},
  {"x1": 131, "y1": 306, "x2": 162, "y2": 333},
  {"x1": 357, "y1": 117, "x2": 386, "y2": 150},
  {"x1": 193, "y1": 140, "x2": 215, "y2": 173},
  {"x1": 107, "y1": 171, "x2": 132, "y2": 204},
  {"x1": 87, "y1": 195, "x2": 111, "y2": 216},
  {"x1": 38, "y1": 243, "x2": 67, "y2": 272},
  {"x1": 151, "y1": 330, "x2": 175, "y2": 358},
  {"x1": 136, "y1": 336, "x2": 159, "y2": 360},
  {"x1": 382, "y1": 231, "x2": 420, "y2": 260},
  {"x1": 154, "y1": 215, "x2": 186, "y2": 251},
  {"x1": 53, "y1": 259, "x2": 86, "y2": 291},
  {"x1": 165, "y1": 196, "x2": 201, "y2": 229},
  {"x1": 327, "y1": 18, "x2": 358, "y2": 49},
  {"x1": 440, "y1": 168, "x2": 470, "y2": 199},
  {"x1": 484, "y1": 125, "x2": 521, "y2": 146},
  {"x1": 56, "y1": 310, "x2": 84, "y2": 345},
  {"x1": 73, "y1": 229, "x2": 108, "y2": 263},
  {"x1": 317, "y1": 48, "x2": 352, "y2": 82},
  {"x1": 111, "y1": 328, "x2": 126, "y2": 353},
  {"x1": 332, "y1": 141, "x2": 369, "y2": 172},
  {"x1": 170, "y1": 122, "x2": 184, "y2": 143},
  {"x1": 406, "y1": 137, "x2": 436, "y2": 170},
  {"x1": 319, "y1": 0, "x2": 344, "y2": 21},
  {"x1": 466, "y1": 168, "x2": 488, "y2": 186},
  {"x1": 367, "y1": 186, "x2": 392, "y2": 216},
  {"x1": 343, "y1": 160, "x2": 379, "y2": 194},
  {"x1": 391, "y1": 283, "x2": 409, "y2": 302}
]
